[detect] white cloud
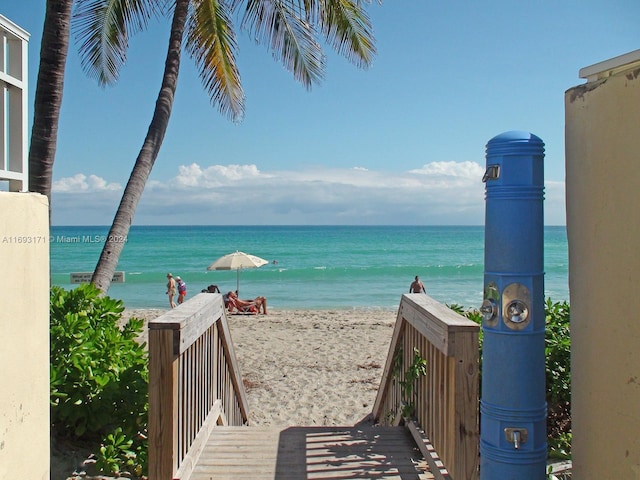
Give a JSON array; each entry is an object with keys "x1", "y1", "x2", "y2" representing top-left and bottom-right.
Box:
[
  {"x1": 51, "y1": 175, "x2": 123, "y2": 225},
  {"x1": 53, "y1": 174, "x2": 121, "y2": 192},
  {"x1": 172, "y1": 163, "x2": 266, "y2": 188},
  {"x1": 410, "y1": 161, "x2": 485, "y2": 178},
  {"x1": 51, "y1": 161, "x2": 566, "y2": 226}
]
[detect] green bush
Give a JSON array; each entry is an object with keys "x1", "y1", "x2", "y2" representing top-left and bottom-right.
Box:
[
  {"x1": 452, "y1": 298, "x2": 571, "y2": 459},
  {"x1": 50, "y1": 284, "x2": 148, "y2": 476},
  {"x1": 544, "y1": 298, "x2": 571, "y2": 459}
]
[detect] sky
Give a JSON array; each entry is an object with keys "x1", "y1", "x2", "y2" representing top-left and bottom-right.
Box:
[{"x1": 2, "y1": 1, "x2": 638, "y2": 226}]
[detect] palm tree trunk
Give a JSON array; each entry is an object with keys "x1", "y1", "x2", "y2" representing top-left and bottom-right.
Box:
[
  {"x1": 28, "y1": 0, "x2": 74, "y2": 221},
  {"x1": 91, "y1": 0, "x2": 190, "y2": 293}
]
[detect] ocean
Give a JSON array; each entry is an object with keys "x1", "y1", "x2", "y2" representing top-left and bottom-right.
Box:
[{"x1": 50, "y1": 225, "x2": 568, "y2": 311}]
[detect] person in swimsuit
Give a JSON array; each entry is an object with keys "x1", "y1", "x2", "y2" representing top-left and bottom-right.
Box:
[
  {"x1": 176, "y1": 276, "x2": 187, "y2": 304},
  {"x1": 409, "y1": 275, "x2": 426, "y2": 293},
  {"x1": 226, "y1": 291, "x2": 268, "y2": 314},
  {"x1": 166, "y1": 273, "x2": 177, "y2": 308}
]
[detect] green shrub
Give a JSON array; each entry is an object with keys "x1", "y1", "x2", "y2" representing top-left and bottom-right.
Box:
[
  {"x1": 50, "y1": 284, "x2": 148, "y2": 476},
  {"x1": 544, "y1": 298, "x2": 571, "y2": 459}
]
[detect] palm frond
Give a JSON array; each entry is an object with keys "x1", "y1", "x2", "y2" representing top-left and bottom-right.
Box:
[
  {"x1": 187, "y1": 0, "x2": 245, "y2": 121},
  {"x1": 73, "y1": 0, "x2": 161, "y2": 86},
  {"x1": 320, "y1": 0, "x2": 375, "y2": 68},
  {"x1": 241, "y1": 0, "x2": 325, "y2": 89}
]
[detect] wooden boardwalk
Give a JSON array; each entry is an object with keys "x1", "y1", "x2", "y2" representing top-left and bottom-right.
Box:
[
  {"x1": 190, "y1": 424, "x2": 433, "y2": 480},
  {"x1": 148, "y1": 294, "x2": 479, "y2": 480}
]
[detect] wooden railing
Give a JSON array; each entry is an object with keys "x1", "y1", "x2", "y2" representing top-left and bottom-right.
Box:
[
  {"x1": 373, "y1": 294, "x2": 480, "y2": 480},
  {"x1": 148, "y1": 293, "x2": 249, "y2": 480}
]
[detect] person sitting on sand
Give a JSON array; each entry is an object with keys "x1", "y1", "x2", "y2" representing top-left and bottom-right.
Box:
[
  {"x1": 226, "y1": 293, "x2": 258, "y2": 314},
  {"x1": 226, "y1": 291, "x2": 268, "y2": 314}
]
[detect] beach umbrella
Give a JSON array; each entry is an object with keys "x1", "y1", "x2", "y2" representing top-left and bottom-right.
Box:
[{"x1": 206, "y1": 251, "x2": 269, "y2": 295}]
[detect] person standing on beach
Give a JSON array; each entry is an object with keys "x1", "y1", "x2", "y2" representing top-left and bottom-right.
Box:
[
  {"x1": 166, "y1": 273, "x2": 177, "y2": 308},
  {"x1": 176, "y1": 276, "x2": 187, "y2": 304},
  {"x1": 409, "y1": 275, "x2": 426, "y2": 293}
]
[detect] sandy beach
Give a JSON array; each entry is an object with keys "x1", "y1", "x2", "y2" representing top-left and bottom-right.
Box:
[
  {"x1": 127, "y1": 307, "x2": 398, "y2": 426},
  {"x1": 227, "y1": 308, "x2": 396, "y2": 426}
]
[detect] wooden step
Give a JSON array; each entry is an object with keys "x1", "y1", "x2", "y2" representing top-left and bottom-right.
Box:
[{"x1": 190, "y1": 424, "x2": 433, "y2": 480}]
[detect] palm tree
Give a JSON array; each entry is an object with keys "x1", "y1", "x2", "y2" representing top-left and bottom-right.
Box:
[
  {"x1": 28, "y1": 0, "x2": 75, "y2": 221},
  {"x1": 75, "y1": 0, "x2": 376, "y2": 293}
]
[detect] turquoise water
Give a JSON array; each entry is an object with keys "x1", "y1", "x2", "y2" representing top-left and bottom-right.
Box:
[{"x1": 50, "y1": 225, "x2": 568, "y2": 310}]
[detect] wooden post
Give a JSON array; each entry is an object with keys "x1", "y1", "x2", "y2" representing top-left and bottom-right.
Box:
[
  {"x1": 148, "y1": 328, "x2": 179, "y2": 480},
  {"x1": 452, "y1": 327, "x2": 479, "y2": 479}
]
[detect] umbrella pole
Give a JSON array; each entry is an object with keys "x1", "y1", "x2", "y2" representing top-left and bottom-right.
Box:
[{"x1": 236, "y1": 268, "x2": 240, "y2": 295}]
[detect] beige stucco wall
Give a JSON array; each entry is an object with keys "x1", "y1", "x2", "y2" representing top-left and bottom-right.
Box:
[
  {"x1": 0, "y1": 192, "x2": 50, "y2": 480},
  {"x1": 566, "y1": 64, "x2": 640, "y2": 478}
]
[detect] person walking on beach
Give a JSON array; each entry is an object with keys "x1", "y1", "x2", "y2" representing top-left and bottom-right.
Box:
[
  {"x1": 410, "y1": 275, "x2": 426, "y2": 293},
  {"x1": 176, "y1": 276, "x2": 187, "y2": 304},
  {"x1": 166, "y1": 273, "x2": 177, "y2": 308}
]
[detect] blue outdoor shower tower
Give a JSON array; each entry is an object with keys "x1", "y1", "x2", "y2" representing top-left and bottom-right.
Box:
[{"x1": 479, "y1": 131, "x2": 547, "y2": 479}]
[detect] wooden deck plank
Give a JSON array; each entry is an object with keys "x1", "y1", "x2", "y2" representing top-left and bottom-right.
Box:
[{"x1": 189, "y1": 425, "x2": 433, "y2": 480}]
